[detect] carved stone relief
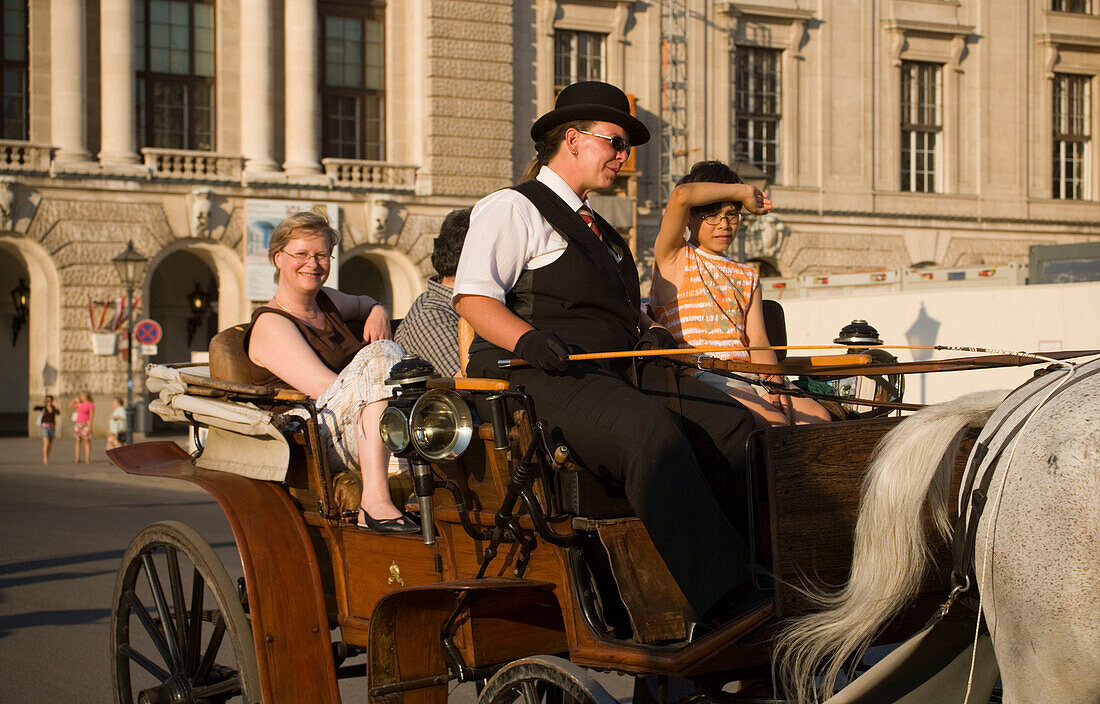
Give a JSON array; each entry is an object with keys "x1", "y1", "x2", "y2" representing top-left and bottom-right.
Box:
[
  {"x1": 189, "y1": 187, "x2": 213, "y2": 237},
  {"x1": 0, "y1": 176, "x2": 14, "y2": 230}
]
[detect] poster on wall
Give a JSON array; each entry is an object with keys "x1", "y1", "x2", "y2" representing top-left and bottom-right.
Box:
[{"x1": 245, "y1": 199, "x2": 342, "y2": 301}]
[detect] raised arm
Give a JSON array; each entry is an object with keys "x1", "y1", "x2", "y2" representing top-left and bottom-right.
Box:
[
  {"x1": 654, "y1": 182, "x2": 772, "y2": 272},
  {"x1": 247, "y1": 312, "x2": 339, "y2": 398}
]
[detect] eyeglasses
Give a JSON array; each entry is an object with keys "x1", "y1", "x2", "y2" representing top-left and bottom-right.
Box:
[
  {"x1": 701, "y1": 212, "x2": 742, "y2": 227},
  {"x1": 576, "y1": 130, "x2": 631, "y2": 156},
  {"x1": 281, "y1": 251, "x2": 332, "y2": 264}
]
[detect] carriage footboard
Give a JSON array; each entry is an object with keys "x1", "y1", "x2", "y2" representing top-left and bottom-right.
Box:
[{"x1": 366, "y1": 579, "x2": 568, "y2": 704}]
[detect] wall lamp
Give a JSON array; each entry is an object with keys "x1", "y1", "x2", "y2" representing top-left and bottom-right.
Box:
[
  {"x1": 186, "y1": 282, "x2": 210, "y2": 345},
  {"x1": 10, "y1": 278, "x2": 28, "y2": 346}
]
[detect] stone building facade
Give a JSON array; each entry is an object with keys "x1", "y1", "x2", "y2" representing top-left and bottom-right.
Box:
[{"x1": 0, "y1": 0, "x2": 1097, "y2": 435}]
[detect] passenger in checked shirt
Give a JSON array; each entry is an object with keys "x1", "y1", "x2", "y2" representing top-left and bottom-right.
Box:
[{"x1": 394, "y1": 208, "x2": 470, "y2": 377}]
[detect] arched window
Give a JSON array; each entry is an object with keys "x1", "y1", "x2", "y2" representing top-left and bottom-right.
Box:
[{"x1": 135, "y1": 0, "x2": 215, "y2": 151}]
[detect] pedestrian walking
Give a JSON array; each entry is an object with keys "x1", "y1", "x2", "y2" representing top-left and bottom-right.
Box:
[
  {"x1": 33, "y1": 395, "x2": 59, "y2": 465},
  {"x1": 70, "y1": 392, "x2": 95, "y2": 464},
  {"x1": 106, "y1": 397, "x2": 127, "y2": 450}
]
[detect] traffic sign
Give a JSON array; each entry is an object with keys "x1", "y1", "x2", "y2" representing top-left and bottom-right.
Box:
[{"x1": 134, "y1": 319, "x2": 163, "y2": 345}]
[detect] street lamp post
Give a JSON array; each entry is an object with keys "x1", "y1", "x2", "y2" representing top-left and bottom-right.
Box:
[{"x1": 112, "y1": 241, "x2": 149, "y2": 445}]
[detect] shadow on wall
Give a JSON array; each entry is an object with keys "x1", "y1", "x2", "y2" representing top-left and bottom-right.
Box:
[{"x1": 905, "y1": 303, "x2": 941, "y2": 404}]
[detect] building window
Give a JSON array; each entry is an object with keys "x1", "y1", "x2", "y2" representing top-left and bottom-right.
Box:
[
  {"x1": 1053, "y1": 73, "x2": 1091, "y2": 200},
  {"x1": 135, "y1": 0, "x2": 215, "y2": 151},
  {"x1": 1, "y1": 0, "x2": 28, "y2": 141},
  {"x1": 900, "y1": 61, "x2": 941, "y2": 193},
  {"x1": 320, "y1": 11, "x2": 384, "y2": 161},
  {"x1": 554, "y1": 30, "x2": 606, "y2": 92},
  {"x1": 1051, "y1": 0, "x2": 1092, "y2": 12},
  {"x1": 734, "y1": 47, "x2": 781, "y2": 179}
]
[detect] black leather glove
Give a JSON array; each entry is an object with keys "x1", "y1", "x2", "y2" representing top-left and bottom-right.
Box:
[
  {"x1": 638, "y1": 325, "x2": 678, "y2": 351},
  {"x1": 514, "y1": 330, "x2": 571, "y2": 374}
]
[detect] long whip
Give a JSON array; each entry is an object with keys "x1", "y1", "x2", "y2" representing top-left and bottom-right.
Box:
[{"x1": 497, "y1": 344, "x2": 1053, "y2": 368}]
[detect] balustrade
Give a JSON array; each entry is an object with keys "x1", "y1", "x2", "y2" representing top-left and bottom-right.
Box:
[
  {"x1": 141, "y1": 148, "x2": 246, "y2": 182},
  {"x1": 0, "y1": 143, "x2": 419, "y2": 195},
  {"x1": 0, "y1": 141, "x2": 55, "y2": 172},
  {"x1": 322, "y1": 158, "x2": 417, "y2": 191}
]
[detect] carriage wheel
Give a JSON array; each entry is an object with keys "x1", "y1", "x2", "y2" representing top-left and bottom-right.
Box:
[
  {"x1": 478, "y1": 656, "x2": 618, "y2": 704},
  {"x1": 110, "y1": 521, "x2": 260, "y2": 704}
]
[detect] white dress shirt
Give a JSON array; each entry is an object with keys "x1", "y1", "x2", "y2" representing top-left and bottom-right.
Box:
[{"x1": 453, "y1": 167, "x2": 594, "y2": 304}]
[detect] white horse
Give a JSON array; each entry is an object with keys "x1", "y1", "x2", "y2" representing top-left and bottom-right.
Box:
[{"x1": 774, "y1": 357, "x2": 1100, "y2": 704}]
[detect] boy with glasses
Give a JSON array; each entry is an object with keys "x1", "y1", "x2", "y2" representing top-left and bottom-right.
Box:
[{"x1": 649, "y1": 160, "x2": 830, "y2": 427}]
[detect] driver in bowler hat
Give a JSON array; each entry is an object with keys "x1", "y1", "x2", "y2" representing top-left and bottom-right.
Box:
[{"x1": 453, "y1": 81, "x2": 768, "y2": 630}]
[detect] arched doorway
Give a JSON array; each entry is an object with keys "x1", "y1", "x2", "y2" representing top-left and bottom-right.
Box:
[
  {"x1": 339, "y1": 255, "x2": 393, "y2": 309},
  {"x1": 146, "y1": 250, "x2": 218, "y2": 434},
  {"x1": 339, "y1": 247, "x2": 423, "y2": 317},
  {"x1": 0, "y1": 247, "x2": 29, "y2": 435}
]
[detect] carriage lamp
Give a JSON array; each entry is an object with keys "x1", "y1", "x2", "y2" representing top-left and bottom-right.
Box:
[
  {"x1": 185, "y1": 282, "x2": 210, "y2": 345},
  {"x1": 834, "y1": 319, "x2": 883, "y2": 347},
  {"x1": 379, "y1": 406, "x2": 410, "y2": 454},
  {"x1": 381, "y1": 354, "x2": 438, "y2": 458},
  {"x1": 384, "y1": 353, "x2": 446, "y2": 545},
  {"x1": 10, "y1": 278, "x2": 28, "y2": 346},
  {"x1": 409, "y1": 389, "x2": 474, "y2": 461}
]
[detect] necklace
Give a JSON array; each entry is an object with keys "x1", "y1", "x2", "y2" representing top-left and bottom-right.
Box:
[{"x1": 273, "y1": 297, "x2": 321, "y2": 320}]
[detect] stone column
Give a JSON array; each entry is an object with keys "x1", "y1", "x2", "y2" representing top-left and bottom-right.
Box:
[
  {"x1": 50, "y1": 0, "x2": 91, "y2": 162},
  {"x1": 99, "y1": 0, "x2": 140, "y2": 165},
  {"x1": 240, "y1": 0, "x2": 279, "y2": 173},
  {"x1": 283, "y1": 0, "x2": 321, "y2": 175}
]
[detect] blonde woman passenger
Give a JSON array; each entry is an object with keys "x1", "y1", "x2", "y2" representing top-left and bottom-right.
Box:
[
  {"x1": 649, "y1": 160, "x2": 830, "y2": 428},
  {"x1": 244, "y1": 211, "x2": 415, "y2": 534}
]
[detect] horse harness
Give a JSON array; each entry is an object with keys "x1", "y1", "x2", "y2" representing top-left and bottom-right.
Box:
[{"x1": 947, "y1": 359, "x2": 1100, "y2": 609}]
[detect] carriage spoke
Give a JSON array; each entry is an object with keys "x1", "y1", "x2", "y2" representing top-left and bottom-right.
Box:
[
  {"x1": 187, "y1": 566, "x2": 205, "y2": 674},
  {"x1": 191, "y1": 675, "x2": 243, "y2": 699},
  {"x1": 141, "y1": 552, "x2": 184, "y2": 671},
  {"x1": 520, "y1": 680, "x2": 542, "y2": 704},
  {"x1": 124, "y1": 588, "x2": 175, "y2": 668},
  {"x1": 165, "y1": 546, "x2": 191, "y2": 672},
  {"x1": 193, "y1": 613, "x2": 227, "y2": 684},
  {"x1": 118, "y1": 642, "x2": 170, "y2": 681}
]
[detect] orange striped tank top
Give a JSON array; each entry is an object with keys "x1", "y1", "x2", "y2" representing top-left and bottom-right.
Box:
[{"x1": 650, "y1": 246, "x2": 758, "y2": 360}]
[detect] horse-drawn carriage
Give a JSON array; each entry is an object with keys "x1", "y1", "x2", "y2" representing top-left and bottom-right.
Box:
[{"x1": 107, "y1": 317, "x2": 1100, "y2": 704}]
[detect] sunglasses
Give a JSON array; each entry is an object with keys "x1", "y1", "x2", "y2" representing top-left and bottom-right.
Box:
[{"x1": 576, "y1": 130, "x2": 632, "y2": 156}]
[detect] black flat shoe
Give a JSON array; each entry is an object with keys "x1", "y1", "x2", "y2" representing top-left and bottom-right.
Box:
[{"x1": 357, "y1": 507, "x2": 421, "y2": 535}]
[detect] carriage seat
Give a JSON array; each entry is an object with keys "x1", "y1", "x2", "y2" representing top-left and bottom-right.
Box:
[{"x1": 208, "y1": 324, "x2": 253, "y2": 385}]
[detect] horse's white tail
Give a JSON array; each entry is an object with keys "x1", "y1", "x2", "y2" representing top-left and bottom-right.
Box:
[{"x1": 773, "y1": 391, "x2": 1008, "y2": 703}]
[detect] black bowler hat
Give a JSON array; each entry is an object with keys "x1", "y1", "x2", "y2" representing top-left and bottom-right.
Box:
[{"x1": 530, "y1": 81, "x2": 650, "y2": 146}]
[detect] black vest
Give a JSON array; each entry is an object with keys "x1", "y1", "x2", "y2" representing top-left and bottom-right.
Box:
[{"x1": 468, "y1": 180, "x2": 642, "y2": 375}]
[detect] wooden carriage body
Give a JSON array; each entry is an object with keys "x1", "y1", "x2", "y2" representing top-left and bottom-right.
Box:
[{"x1": 109, "y1": 359, "x2": 973, "y2": 704}]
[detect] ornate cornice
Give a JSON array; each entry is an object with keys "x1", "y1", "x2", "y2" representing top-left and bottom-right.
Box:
[{"x1": 715, "y1": 2, "x2": 815, "y2": 21}]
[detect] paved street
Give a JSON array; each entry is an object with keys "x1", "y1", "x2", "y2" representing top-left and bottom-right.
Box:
[
  {"x1": 0, "y1": 434, "x2": 236, "y2": 703},
  {"x1": 0, "y1": 434, "x2": 637, "y2": 704}
]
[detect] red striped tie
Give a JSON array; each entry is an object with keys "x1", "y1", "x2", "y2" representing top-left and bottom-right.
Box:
[{"x1": 577, "y1": 205, "x2": 602, "y2": 240}]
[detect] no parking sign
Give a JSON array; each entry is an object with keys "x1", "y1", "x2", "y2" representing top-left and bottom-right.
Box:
[{"x1": 134, "y1": 319, "x2": 163, "y2": 346}]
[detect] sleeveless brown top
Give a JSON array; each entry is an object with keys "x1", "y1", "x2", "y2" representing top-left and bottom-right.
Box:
[{"x1": 242, "y1": 290, "x2": 364, "y2": 389}]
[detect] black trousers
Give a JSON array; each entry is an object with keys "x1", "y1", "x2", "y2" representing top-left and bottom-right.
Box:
[{"x1": 470, "y1": 354, "x2": 756, "y2": 617}]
